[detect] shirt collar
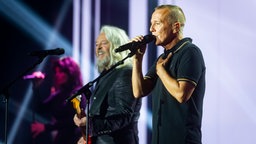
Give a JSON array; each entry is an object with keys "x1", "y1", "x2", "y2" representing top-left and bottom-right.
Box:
[{"x1": 164, "y1": 37, "x2": 192, "y2": 55}]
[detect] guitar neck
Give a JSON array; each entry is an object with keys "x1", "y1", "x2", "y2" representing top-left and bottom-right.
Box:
[{"x1": 77, "y1": 108, "x2": 86, "y2": 118}]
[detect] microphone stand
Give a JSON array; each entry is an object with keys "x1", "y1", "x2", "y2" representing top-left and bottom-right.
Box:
[
  {"x1": 0, "y1": 55, "x2": 47, "y2": 144},
  {"x1": 65, "y1": 51, "x2": 136, "y2": 143}
]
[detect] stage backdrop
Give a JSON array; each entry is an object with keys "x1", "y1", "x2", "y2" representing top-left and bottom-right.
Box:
[{"x1": 1, "y1": 0, "x2": 256, "y2": 144}]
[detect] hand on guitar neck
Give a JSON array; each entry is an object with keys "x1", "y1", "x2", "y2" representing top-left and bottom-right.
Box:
[
  {"x1": 71, "y1": 96, "x2": 91, "y2": 144},
  {"x1": 77, "y1": 136, "x2": 86, "y2": 144}
]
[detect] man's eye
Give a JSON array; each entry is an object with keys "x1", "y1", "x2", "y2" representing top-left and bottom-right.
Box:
[{"x1": 101, "y1": 41, "x2": 108, "y2": 45}]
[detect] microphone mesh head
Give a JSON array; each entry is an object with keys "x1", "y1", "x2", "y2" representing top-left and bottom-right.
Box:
[
  {"x1": 143, "y1": 34, "x2": 156, "y2": 43},
  {"x1": 56, "y1": 48, "x2": 65, "y2": 55}
]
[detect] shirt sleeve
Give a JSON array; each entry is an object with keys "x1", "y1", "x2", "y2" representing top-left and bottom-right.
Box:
[{"x1": 177, "y1": 45, "x2": 205, "y2": 85}]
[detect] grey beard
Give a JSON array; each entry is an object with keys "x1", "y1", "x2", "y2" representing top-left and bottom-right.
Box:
[{"x1": 96, "y1": 56, "x2": 110, "y2": 73}]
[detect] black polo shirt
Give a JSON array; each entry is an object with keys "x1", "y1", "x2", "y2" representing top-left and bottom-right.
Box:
[{"x1": 146, "y1": 37, "x2": 206, "y2": 144}]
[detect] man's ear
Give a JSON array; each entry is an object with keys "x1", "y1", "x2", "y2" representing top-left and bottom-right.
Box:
[{"x1": 172, "y1": 22, "x2": 181, "y2": 33}]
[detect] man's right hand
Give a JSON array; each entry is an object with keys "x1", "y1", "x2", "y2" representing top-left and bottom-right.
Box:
[{"x1": 73, "y1": 114, "x2": 87, "y2": 127}]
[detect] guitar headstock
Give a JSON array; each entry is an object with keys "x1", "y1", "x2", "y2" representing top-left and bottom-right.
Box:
[{"x1": 71, "y1": 95, "x2": 82, "y2": 115}]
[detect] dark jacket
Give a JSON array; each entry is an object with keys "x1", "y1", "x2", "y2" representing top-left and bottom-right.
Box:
[{"x1": 89, "y1": 66, "x2": 141, "y2": 144}]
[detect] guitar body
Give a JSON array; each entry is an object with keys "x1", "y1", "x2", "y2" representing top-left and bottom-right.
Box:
[{"x1": 71, "y1": 96, "x2": 92, "y2": 144}]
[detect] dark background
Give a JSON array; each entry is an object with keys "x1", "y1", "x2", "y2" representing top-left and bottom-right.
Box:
[{"x1": 0, "y1": 0, "x2": 134, "y2": 143}]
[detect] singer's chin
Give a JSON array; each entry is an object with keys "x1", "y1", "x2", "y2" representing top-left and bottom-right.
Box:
[
  {"x1": 96, "y1": 56, "x2": 110, "y2": 73},
  {"x1": 154, "y1": 40, "x2": 161, "y2": 46}
]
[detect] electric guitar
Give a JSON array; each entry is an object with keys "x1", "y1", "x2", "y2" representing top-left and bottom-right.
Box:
[{"x1": 71, "y1": 95, "x2": 91, "y2": 144}]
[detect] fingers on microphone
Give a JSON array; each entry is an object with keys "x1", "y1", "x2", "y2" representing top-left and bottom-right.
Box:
[{"x1": 131, "y1": 35, "x2": 144, "y2": 42}]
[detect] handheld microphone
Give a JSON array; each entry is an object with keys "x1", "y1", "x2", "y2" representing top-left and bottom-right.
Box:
[
  {"x1": 115, "y1": 34, "x2": 155, "y2": 53},
  {"x1": 23, "y1": 71, "x2": 45, "y2": 80},
  {"x1": 28, "y1": 48, "x2": 65, "y2": 56}
]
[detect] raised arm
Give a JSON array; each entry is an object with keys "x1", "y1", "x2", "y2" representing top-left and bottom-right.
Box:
[{"x1": 131, "y1": 35, "x2": 154, "y2": 98}]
